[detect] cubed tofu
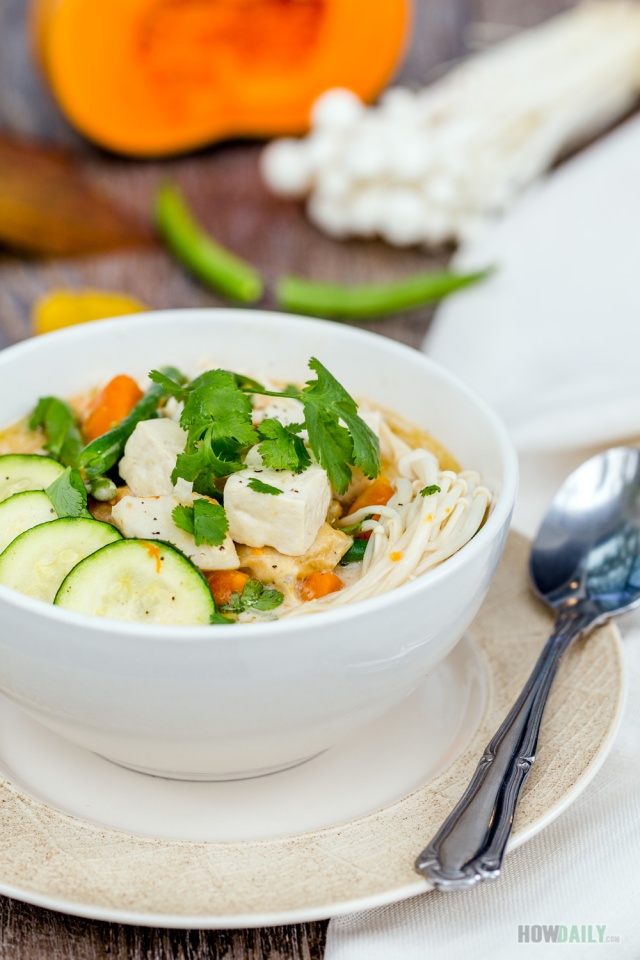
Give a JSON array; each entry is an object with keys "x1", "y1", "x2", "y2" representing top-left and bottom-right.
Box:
[
  {"x1": 251, "y1": 396, "x2": 305, "y2": 428},
  {"x1": 112, "y1": 495, "x2": 239, "y2": 571},
  {"x1": 118, "y1": 419, "x2": 187, "y2": 497},
  {"x1": 224, "y1": 447, "x2": 331, "y2": 556},
  {"x1": 237, "y1": 523, "x2": 352, "y2": 584}
]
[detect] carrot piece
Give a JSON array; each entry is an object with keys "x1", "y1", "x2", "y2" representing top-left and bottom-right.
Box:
[
  {"x1": 300, "y1": 571, "x2": 343, "y2": 601},
  {"x1": 207, "y1": 570, "x2": 250, "y2": 607},
  {"x1": 82, "y1": 375, "x2": 145, "y2": 442},
  {"x1": 349, "y1": 476, "x2": 395, "y2": 515}
]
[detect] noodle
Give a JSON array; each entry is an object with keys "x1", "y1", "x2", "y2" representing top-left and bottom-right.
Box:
[{"x1": 281, "y1": 411, "x2": 492, "y2": 618}]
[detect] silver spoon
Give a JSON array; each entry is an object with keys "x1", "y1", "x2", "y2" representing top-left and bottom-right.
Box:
[{"x1": 415, "y1": 446, "x2": 640, "y2": 891}]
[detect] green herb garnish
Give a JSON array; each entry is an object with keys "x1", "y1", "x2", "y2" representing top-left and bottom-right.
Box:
[
  {"x1": 151, "y1": 368, "x2": 257, "y2": 497},
  {"x1": 30, "y1": 396, "x2": 83, "y2": 467},
  {"x1": 172, "y1": 499, "x2": 229, "y2": 546},
  {"x1": 256, "y1": 418, "x2": 310, "y2": 473},
  {"x1": 420, "y1": 484, "x2": 441, "y2": 497},
  {"x1": 222, "y1": 579, "x2": 284, "y2": 614},
  {"x1": 246, "y1": 358, "x2": 380, "y2": 495},
  {"x1": 46, "y1": 466, "x2": 91, "y2": 519},
  {"x1": 152, "y1": 357, "x2": 380, "y2": 497},
  {"x1": 247, "y1": 478, "x2": 283, "y2": 496}
]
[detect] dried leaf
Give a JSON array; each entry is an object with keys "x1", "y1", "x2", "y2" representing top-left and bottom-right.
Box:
[{"x1": 0, "y1": 136, "x2": 154, "y2": 256}]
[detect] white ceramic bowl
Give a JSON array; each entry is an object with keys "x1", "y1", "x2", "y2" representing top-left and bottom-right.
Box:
[{"x1": 0, "y1": 310, "x2": 517, "y2": 780}]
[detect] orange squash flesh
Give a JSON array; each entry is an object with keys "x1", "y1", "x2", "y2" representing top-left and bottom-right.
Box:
[{"x1": 32, "y1": 0, "x2": 411, "y2": 156}]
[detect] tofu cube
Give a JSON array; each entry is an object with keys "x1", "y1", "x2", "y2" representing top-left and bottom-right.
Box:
[
  {"x1": 118, "y1": 419, "x2": 187, "y2": 497},
  {"x1": 224, "y1": 447, "x2": 331, "y2": 556},
  {"x1": 251, "y1": 396, "x2": 305, "y2": 428},
  {"x1": 112, "y1": 495, "x2": 239, "y2": 571}
]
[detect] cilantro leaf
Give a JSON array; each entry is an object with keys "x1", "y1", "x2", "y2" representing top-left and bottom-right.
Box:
[
  {"x1": 30, "y1": 396, "x2": 83, "y2": 467},
  {"x1": 171, "y1": 499, "x2": 229, "y2": 546},
  {"x1": 46, "y1": 467, "x2": 91, "y2": 518},
  {"x1": 420, "y1": 484, "x2": 441, "y2": 497},
  {"x1": 148, "y1": 369, "x2": 188, "y2": 401},
  {"x1": 181, "y1": 370, "x2": 256, "y2": 446},
  {"x1": 303, "y1": 358, "x2": 380, "y2": 486},
  {"x1": 247, "y1": 478, "x2": 283, "y2": 496},
  {"x1": 172, "y1": 504, "x2": 195, "y2": 536},
  {"x1": 257, "y1": 418, "x2": 311, "y2": 473},
  {"x1": 222, "y1": 579, "x2": 284, "y2": 614},
  {"x1": 168, "y1": 370, "x2": 256, "y2": 493},
  {"x1": 303, "y1": 401, "x2": 353, "y2": 495}
]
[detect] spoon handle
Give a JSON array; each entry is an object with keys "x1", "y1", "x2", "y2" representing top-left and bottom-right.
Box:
[{"x1": 415, "y1": 604, "x2": 598, "y2": 891}]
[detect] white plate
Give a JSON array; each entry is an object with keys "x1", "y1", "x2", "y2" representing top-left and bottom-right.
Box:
[{"x1": 0, "y1": 532, "x2": 625, "y2": 928}]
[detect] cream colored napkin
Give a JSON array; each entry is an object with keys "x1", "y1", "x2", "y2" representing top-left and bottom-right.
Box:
[{"x1": 325, "y1": 115, "x2": 640, "y2": 958}]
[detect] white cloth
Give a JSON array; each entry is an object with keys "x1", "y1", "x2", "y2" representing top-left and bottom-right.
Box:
[{"x1": 325, "y1": 115, "x2": 640, "y2": 959}]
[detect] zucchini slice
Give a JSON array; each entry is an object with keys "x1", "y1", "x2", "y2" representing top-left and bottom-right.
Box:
[
  {"x1": 55, "y1": 539, "x2": 215, "y2": 626},
  {"x1": 0, "y1": 517, "x2": 121, "y2": 603},
  {"x1": 0, "y1": 454, "x2": 65, "y2": 502},
  {"x1": 0, "y1": 490, "x2": 57, "y2": 555}
]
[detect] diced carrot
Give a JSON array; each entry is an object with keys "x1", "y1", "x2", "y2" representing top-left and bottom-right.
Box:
[
  {"x1": 300, "y1": 571, "x2": 343, "y2": 601},
  {"x1": 82, "y1": 374, "x2": 144, "y2": 442},
  {"x1": 349, "y1": 476, "x2": 395, "y2": 515},
  {"x1": 207, "y1": 570, "x2": 250, "y2": 607}
]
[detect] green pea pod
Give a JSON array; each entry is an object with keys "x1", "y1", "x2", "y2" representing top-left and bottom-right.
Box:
[
  {"x1": 276, "y1": 268, "x2": 495, "y2": 321},
  {"x1": 155, "y1": 183, "x2": 264, "y2": 304},
  {"x1": 78, "y1": 366, "x2": 184, "y2": 480},
  {"x1": 88, "y1": 476, "x2": 118, "y2": 501}
]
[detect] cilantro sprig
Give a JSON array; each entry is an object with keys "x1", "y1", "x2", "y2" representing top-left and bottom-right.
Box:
[
  {"x1": 221, "y1": 579, "x2": 284, "y2": 614},
  {"x1": 420, "y1": 484, "x2": 441, "y2": 497},
  {"x1": 149, "y1": 368, "x2": 259, "y2": 497},
  {"x1": 30, "y1": 397, "x2": 83, "y2": 467},
  {"x1": 171, "y1": 498, "x2": 229, "y2": 546},
  {"x1": 46, "y1": 467, "x2": 91, "y2": 519},
  {"x1": 245, "y1": 358, "x2": 380, "y2": 495}
]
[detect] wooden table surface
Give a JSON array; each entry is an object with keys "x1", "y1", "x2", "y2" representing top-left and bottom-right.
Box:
[{"x1": 0, "y1": 0, "x2": 571, "y2": 956}]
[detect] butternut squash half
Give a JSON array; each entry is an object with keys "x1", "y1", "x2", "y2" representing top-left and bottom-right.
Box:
[{"x1": 32, "y1": 0, "x2": 411, "y2": 157}]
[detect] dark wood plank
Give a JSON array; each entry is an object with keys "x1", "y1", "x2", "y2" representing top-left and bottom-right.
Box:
[
  {"x1": 0, "y1": 0, "x2": 571, "y2": 956},
  {"x1": 0, "y1": 899, "x2": 327, "y2": 960}
]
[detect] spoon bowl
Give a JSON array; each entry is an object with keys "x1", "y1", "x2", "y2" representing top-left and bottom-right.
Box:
[{"x1": 531, "y1": 446, "x2": 640, "y2": 616}]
